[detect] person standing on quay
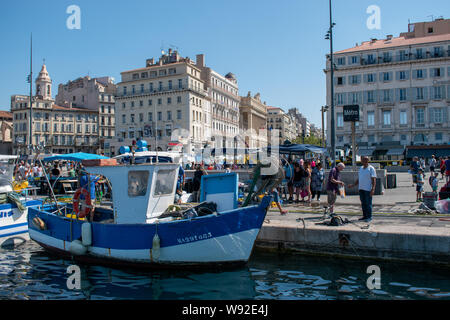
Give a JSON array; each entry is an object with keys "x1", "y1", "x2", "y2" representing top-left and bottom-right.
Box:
[
  {"x1": 326, "y1": 162, "x2": 345, "y2": 215},
  {"x1": 349, "y1": 156, "x2": 377, "y2": 222}
]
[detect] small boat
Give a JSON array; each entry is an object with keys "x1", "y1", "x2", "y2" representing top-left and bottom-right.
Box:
[
  {"x1": 0, "y1": 155, "x2": 42, "y2": 247},
  {"x1": 27, "y1": 158, "x2": 271, "y2": 268}
]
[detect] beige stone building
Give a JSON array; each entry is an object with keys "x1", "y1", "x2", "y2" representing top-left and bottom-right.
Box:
[
  {"x1": 55, "y1": 76, "x2": 116, "y2": 154},
  {"x1": 239, "y1": 92, "x2": 268, "y2": 149},
  {"x1": 266, "y1": 107, "x2": 298, "y2": 144},
  {"x1": 196, "y1": 54, "x2": 240, "y2": 149},
  {"x1": 111, "y1": 50, "x2": 210, "y2": 155},
  {"x1": 0, "y1": 111, "x2": 13, "y2": 154},
  {"x1": 11, "y1": 64, "x2": 99, "y2": 154},
  {"x1": 326, "y1": 18, "x2": 450, "y2": 160}
]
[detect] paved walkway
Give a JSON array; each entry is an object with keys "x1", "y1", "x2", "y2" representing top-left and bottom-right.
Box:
[{"x1": 269, "y1": 172, "x2": 447, "y2": 216}]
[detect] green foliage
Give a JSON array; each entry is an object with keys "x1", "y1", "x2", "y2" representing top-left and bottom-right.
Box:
[{"x1": 292, "y1": 134, "x2": 322, "y2": 146}]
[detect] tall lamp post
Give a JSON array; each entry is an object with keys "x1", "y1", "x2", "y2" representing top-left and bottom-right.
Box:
[
  {"x1": 325, "y1": 0, "x2": 336, "y2": 167},
  {"x1": 321, "y1": 105, "x2": 328, "y2": 148}
]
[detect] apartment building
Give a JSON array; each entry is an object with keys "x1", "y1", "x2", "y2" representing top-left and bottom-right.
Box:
[
  {"x1": 55, "y1": 76, "x2": 117, "y2": 154},
  {"x1": 288, "y1": 108, "x2": 308, "y2": 138},
  {"x1": 239, "y1": 92, "x2": 268, "y2": 149},
  {"x1": 196, "y1": 54, "x2": 239, "y2": 149},
  {"x1": 266, "y1": 107, "x2": 298, "y2": 144},
  {"x1": 325, "y1": 18, "x2": 450, "y2": 159},
  {"x1": 11, "y1": 64, "x2": 99, "y2": 154},
  {"x1": 112, "y1": 50, "x2": 209, "y2": 155},
  {"x1": 0, "y1": 111, "x2": 13, "y2": 154}
]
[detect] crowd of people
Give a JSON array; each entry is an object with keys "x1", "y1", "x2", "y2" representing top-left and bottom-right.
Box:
[
  {"x1": 409, "y1": 155, "x2": 450, "y2": 202},
  {"x1": 13, "y1": 160, "x2": 79, "y2": 181}
]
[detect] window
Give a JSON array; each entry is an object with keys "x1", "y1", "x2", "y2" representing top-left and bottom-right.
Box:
[
  {"x1": 351, "y1": 92, "x2": 359, "y2": 104},
  {"x1": 337, "y1": 93, "x2": 345, "y2": 105},
  {"x1": 158, "y1": 112, "x2": 162, "y2": 121},
  {"x1": 159, "y1": 81, "x2": 163, "y2": 91},
  {"x1": 416, "y1": 48, "x2": 423, "y2": 59},
  {"x1": 399, "y1": 88, "x2": 407, "y2": 101},
  {"x1": 431, "y1": 108, "x2": 443, "y2": 123},
  {"x1": 337, "y1": 57, "x2": 346, "y2": 65},
  {"x1": 367, "y1": 111, "x2": 375, "y2": 126},
  {"x1": 383, "y1": 89, "x2": 391, "y2": 102},
  {"x1": 159, "y1": 69, "x2": 166, "y2": 76},
  {"x1": 139, "y1": 100, "x2": 143, "y2": 107},
  {"x1": 350, "y1": 75, "x2": 358, "y2": 84},
  {"x1": 168, "y1": 80, "x2": 172, "y2": 90},
  {"x1": 148, "y1": 99, "x2": 152, "y2": 106},
  {"x1": 128, "y1": 170, "x2": 149, "y2": 197},
  {"x1": 351, "y1": 56, "x2": 358, "y2": 64},
  {"x1": 399, "y1": 50, "x2": 406, "y2": 61},
  {"x1": 140, "y1": 84, "x2": 144, "y2": 93},
  {"x1": 399, "y1": 71, "x2": 406, "y2": 80},
  {"x1": 149, "y1": 83, "x2": 154, "y2": 92},
  {"x1": 367, "y1": 91, "x2": 374, "y2": 103},
  {"x1": 177, "y1": 110, "x2": 182, "y2": 120},
  {"x1": 367, "y1": 74, "x2": 374, "y2": 83},
  {"x1": 122, "y1": 115, "x2": 126, "y2": 124},
  {"x1": 433, "y1": 86, "x2": 442, "y2": 99},
  {"x1": 178, "y1": 79, "x2": 183, "y2": 89},
  {"x1": 337, "y1": 77, "x2": 344, "y2": 85},
  {"x1": 416, "y1": 88, "x2": 424, "y2": 100},
  {"x1": 131, "y1": 101, "x2": 135, "y2": 108},
  {"x1": 167, "y1": 97, "x2": 172, "y2": 104},
  {"x1": 337, "y1": 113, "x2": 343, "y2": 128},
  {"x1": 122, "y1": 102, "x2": 126, "y2": 109},
  {"x1": 416, "y1": 108, "x2": 424, "y2": 124},
  {"x1": 139, "y1": 113, "x2": 144, "y2": 122},
  {"x1": 432, "y1": 68, "x2": 441, "y2": 77},
  {"x1": 383, "y1": 72, "x2": 390, "y2": 81},
  {"x1": 177, "y1": 96, "x2": 182, "y2": 103},
  {"x1": 132, "y1": 85, "x2": 135, "y2": 94},
  {"x1": 158, "y1": 98, "x2": 162, "y2": 105},
  {"x1": 416, "y1": 69, "x2": 424, "y2": 79},
  {"x1": 383, "y1": 110, "x2": 391, "y2": 125},
  {"x1": 148, "y1": 112, "x2": 152, "y2": 121},
  {"x1": 130, "y1": 114, "x2": 135, "y2": 123},
  {"x1": 435, "y1": 132, "x2": 443, "y2": 141},
  {"x1": 167, "y1": 111, "x2": 172, "y2": 121},
  {"x1": 400, "y1": 111, "x2": 407, "y2": 125},
  {"x1": 153, "y1": 169, "x2": 176, "y2": 196}
]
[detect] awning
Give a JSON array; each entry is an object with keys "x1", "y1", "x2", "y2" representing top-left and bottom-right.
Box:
[
  {"x1": 407, "y1": 148, "x2": 450, "y2": 158},
  {"x1": 43, "y1": 152, "x2": 109, "y2": 162},
  {"x1": 358, "y1": 148, "x2": 375, "y2": 156},
  {"x1": 386, "y1": 148, "x2": 405, "y2": 156}
]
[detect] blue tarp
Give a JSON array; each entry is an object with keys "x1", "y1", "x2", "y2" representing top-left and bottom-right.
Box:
[{"x1": 43, "y1": 152, "x2": 109, "y2": 162}]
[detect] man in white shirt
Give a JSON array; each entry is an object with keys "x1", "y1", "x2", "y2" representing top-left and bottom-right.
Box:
[{"x1": 349, "y1": 156, "x2": 377, "y2": 222}]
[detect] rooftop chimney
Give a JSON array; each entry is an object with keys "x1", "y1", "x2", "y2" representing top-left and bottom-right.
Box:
[
  {"x1": 146, "y1": 58, "x2": 155, "y2": 67},
  {"x1": 386, "y1": 34, "x2": 393, "y2": 40},
  {"x1": 196, "y1": 54, "x2": 205, "y2": 68}
]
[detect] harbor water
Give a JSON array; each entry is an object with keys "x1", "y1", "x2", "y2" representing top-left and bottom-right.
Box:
[{"x1": 1, "y1": 241, "x2": 449, "y2": 300}]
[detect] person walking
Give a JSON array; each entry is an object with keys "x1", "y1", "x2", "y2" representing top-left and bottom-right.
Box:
[
  {"x1": 445, "y1": 156, "x2": 450, "y2": 184},
  {"x1": 429, "y1": 155, "x2": 437, "y2": 174},
  {"x1": 192, "y1": 164, "x2": 207, "y2": 202},
  {"x1": 303, "y1": 161, "x2": 312, "y2": 203},
  {"x1": 439, "y1": 157, "x2": 445, "y2": 180},
  {"x1": 326, "y1": 162, "x2": 345, "y2": 215},
  {"x1": 348, "y1": 156, "x2": 377, "y2": 222},
  {"x1": 410, "y1": 156, "x2": 420, "y2": 187},
  {"x1": 283, "y1": 159, "x2": 294, "y2": 203},
  {"x1": 311, "y1": 162, "x2": 324, "y2": 202},
  {"x1": 292, "y1": 162, "x2": 305, "y2": 203},
  {"x1": 416, "y1": 168, "x2": 425, "y2": 202}
]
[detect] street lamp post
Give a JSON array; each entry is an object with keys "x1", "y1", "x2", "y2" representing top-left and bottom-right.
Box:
[
  {"x1": 325, "y1": 0, "x2": 336, "y2": 167},
  {"x1": 321, "y1": 105, "x2": 328, "y2": 148}
]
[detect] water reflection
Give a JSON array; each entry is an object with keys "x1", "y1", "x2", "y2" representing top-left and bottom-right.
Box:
[{"x1": 0, "y1": 242, "x2": 449, "y2": 300}]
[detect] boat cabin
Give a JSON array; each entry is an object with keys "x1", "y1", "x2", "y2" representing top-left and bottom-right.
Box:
[
  {"x1": 0, "y1": 156, "x2": 18, "y2": 194},
  {"x1": 85, "y1": 162, "x2": 180, "y2": 224}
]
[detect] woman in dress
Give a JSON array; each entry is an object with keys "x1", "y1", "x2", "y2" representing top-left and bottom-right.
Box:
[{"x1": 311, "y1": 162, "x2": 324, "y2": 202}]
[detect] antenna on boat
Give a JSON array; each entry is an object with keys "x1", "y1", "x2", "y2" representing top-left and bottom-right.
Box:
[{"x1": 154, "y1": 96, "x2": 158, "y2": 163}]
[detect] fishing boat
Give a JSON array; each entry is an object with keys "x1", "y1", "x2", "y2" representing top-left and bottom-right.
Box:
[
  {"x1": 0, "y1": 155, "x2": 42, "y2": 247},
  {"x1": 27, "y1": 157, "x2": 272, "y2": 268}
]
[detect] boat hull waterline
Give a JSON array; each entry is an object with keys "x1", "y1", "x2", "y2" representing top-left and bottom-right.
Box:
[{"x1": 27, "y1": 196, "x2": 271, "y2": 267}]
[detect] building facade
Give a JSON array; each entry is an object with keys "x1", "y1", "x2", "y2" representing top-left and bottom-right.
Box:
[
  {"x1": 266, "y1": 107, "x2": 298, "y2": 144},
  {"x1": 0, "y1": 111, "x2": 13, "y2": 154},
  {"x1": 11, "y1": 64, "x2": 99, "y2": 154},
  {"x1": 196, "y1": 54, "x2": 240, "y2": 149},
  {"x1": 239, "y1": 92, "x2": 268, "y2": 149},
  {"x1": 325, "y1": 18, "x2": 450, "y2": 159},
  {"x1": 111, "y1": 50, "x2": 209, "y2": 155},
  {"x1": 55, "y1": 76, "x2": 116, "y2": 154},
  {"x1": 288, "y1": 108, "x2": 308, "y2": 138}
]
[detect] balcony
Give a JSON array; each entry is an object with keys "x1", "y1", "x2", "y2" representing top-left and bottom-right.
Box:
[{"x1": 116, "y1": 84, "x2": 207, "y2": 98}]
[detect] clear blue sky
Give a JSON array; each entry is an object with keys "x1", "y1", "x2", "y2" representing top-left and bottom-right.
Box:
[{"x1": 1, "y1": 0, "x2": 449, "y2": 128}]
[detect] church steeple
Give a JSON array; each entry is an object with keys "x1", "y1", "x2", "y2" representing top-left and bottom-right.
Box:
[{"x1": 35, "y1": 62, "x2": 52, "y2": 100}]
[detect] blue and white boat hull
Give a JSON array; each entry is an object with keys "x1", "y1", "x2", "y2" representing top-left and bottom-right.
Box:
[
  {"x1": 0, "y1": 200, "x2": 42, "y2": 247},
  {"x1": 27, "y1": 197, "x2": 271, "y2": 267}
]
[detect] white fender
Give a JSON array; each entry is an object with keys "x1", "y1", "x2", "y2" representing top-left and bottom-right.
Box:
[
  {"x1": 69, "y1": 240, "x2": 87, "y2": 256},
  {"x1": 81, "y1": 222, "x2": 92, "y2": 247},
  {"x1": 152, "y1": 233, "x2": 160, "y2": 262}
]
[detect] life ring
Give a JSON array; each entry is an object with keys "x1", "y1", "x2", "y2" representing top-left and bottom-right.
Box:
[{"x1": 73, "y1": 188, "x2": 92, "y2": 218}]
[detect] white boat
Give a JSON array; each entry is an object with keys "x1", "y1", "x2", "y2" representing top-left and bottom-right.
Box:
[
  {"x1": 27, "y1": 159, "x2": 271, "y2": 267},
  {"x1": 0, "y1": 155, "x2": 42, "y2": 247}
]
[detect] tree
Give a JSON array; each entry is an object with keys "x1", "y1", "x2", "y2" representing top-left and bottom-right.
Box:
[{"x1": 293, "y1": 134, "x2": 322, "y2": 146}]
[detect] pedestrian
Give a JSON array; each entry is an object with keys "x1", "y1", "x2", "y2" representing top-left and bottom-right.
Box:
[
  {"x1": 311, "y1": 162, "x2": 324, "y2": 202},
  {"x1": 429, "y1": 172, "x2": 439, "y2": 194},
  {"x1": 79, "y1": 168, "x2": 100, "y2": 221},
  {"x1": 420, "y1": 157, "x2": 426, "y2": 171},
  {"x1": 416, "y1": 168, "x2": 425, "y2": 202},
  {"x1": 326, "y1": 162, "x2": 345, "y2": 215},
  {"x1": 445, "y1": 156, "x2": 450, "y2": 184},
  {"x1": 409, "y1": 156, "x2": 420, "y2": 186},
  {"x1": 192, "y1": 164, "x2": 207, "y2": 202},
  {"x1": 303, "y1": 161, "x2": 312, "y2": 203},
  {"x1": 429, "y1": 155, "x2": 436, "y2": 174},
  {"x1": 292, "y1": 162, "x2": 305, "y2": 203},
  {"x1": 283, "y1": 159, "x2": 294, "y2": 203},
  {"x1": 439, "y1": 157, "x2": 445, "y2": 180},
  {"x1": 348, "y1": 156, "x2": 377, "y2": 222}
]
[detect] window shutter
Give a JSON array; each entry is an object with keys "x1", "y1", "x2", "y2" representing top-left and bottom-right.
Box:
[
  {"x1": 442, "y1": 86, "x2": 447, "y2": 99},
  {"x1": 395, "y1": 71, "x2": 400, "y2": 80},
  {"x1": 412, "y1": 70, "x2": 417, "y2": 79},
  {"x1": 379, "y1": 73, "x2": 383, "y2": 81},
  {"x1": 395, "y1": 88, "x2": 400, "y2": 102},
  {"x1": 423, "y1": 87, "x2": 428, "y2": 100},
  {"x1": 423, "y1": 69, "x2": 428, "y2": 78},
  {"x1": 364, "y1": 91, "x2": 368, "y2": 103},
  {"x1": 357, "y1": 75, "x2": 362, "y2": 84},
  {"x1": 405, "y1": 70, "x2": 410, "y2": 80},
  {"x1": 440, "y1": 67, "x2": 444, "y2": 77},
  {"x1": 428, "y1": 107, "x2": 434, "y2": 123}
]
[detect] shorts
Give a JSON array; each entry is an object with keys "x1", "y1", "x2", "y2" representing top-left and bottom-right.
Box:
[
  {"x1": 271, "y1": 189, "x2": 280, "y2": 203},
  {"x1": 430, "y1": 166, "x2": 435, "y2": 172},
  {"x1": 327, "y1": 190, "x2": 337, "y2": 206},
  {"x1": 412, "y1": 174, "x2": 418, "y2": 183},
  {"x1": 416, "y1": 184, "x2": 423, "y2": 192},
  {"x1": 446, "y1": 170, "x2": 450, "y2": 177},
  {"x1": 432, "y1": 186, "x2": 438, "y2": 192}
]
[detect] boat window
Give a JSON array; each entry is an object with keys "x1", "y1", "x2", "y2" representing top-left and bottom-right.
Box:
[
  {"x1": 128, "y1": 170, "x2": 149, "y2": 197},
  {"x1": 0, "y1": 160, "x2": 14, "y2": 189},
  {"x1": 153, "y1": 169, "x2": 176, "y2": 196}
]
